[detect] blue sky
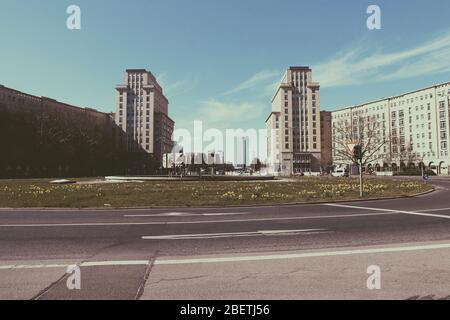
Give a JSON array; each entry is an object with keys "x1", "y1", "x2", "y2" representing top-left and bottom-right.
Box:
[{"x1": 1, "y1": 0, "x2": 450, "y2": 133}]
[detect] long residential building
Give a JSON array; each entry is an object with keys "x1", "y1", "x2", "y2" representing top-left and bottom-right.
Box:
[
  {"x1": 115, "y1": 69, "x2": 174, "y2": 163},
  {"x1": 266, "y1": 66, "x2": 322, "y2": 175},
  {"x1": 0, "y1": 84, "x2": 128, "y2": 178},
  {"x1": 331, "y1": 81, "x2": 450, "y2": 175}
]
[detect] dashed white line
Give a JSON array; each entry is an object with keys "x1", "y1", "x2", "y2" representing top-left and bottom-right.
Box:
[
  {"x1": 202, "y1": 212, "x2": 251, "y2": 216},
  {"x1": 124, "y1": 212, "x2": 251, "y2": 218},
  {"x1": 81, "y1": 260, "x2": 149, "y2": 267},
  {"x1": 142, "y1": 229, "x2": 328, "y2": 240},
  {"x1": 0, "y1": 212, "x2": 394, "y2": 228}
]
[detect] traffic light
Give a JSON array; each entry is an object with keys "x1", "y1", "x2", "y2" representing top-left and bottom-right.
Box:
[{"x1": 353, "y1": 145, "x2": 362, "y2": 161}]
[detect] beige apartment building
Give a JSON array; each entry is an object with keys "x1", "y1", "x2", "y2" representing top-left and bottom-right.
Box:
[
  {"x1": 320, "y1": 111, "x2": 332, "y2": 169},
  {"x1": 331, "y1": 81, "x2": 450, "y2": 175},
  {"x1": 266, "y1": 67, "x2": 322, "y2": 175},
  {"x1": 115, "y1": 69, "x2": 174, "y2": 162}
]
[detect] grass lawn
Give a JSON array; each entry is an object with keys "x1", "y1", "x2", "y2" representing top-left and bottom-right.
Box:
[{"x1": 0, "y1": 177, "x2": 433, "y2": 208}]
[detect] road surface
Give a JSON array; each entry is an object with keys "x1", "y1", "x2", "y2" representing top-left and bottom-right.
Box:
[{"x1": 0, "y1": 177, "x2": 449, "y2": 300}]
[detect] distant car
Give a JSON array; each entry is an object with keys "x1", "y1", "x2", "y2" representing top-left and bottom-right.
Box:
[{"x1": 331, "y1": 169, "x2": 348, "y2": 177}]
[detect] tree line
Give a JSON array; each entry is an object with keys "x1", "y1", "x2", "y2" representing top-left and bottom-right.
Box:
[{"x1": 0, "y1": 104, "x2": 129, "y2": 178}]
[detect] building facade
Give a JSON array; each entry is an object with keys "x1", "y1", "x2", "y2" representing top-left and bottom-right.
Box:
[
  {"x1": 331, "y1": 81, "x2": 450, "y2": 175},
  {"x1": 320, "y1": 111, "x2": 332, "y2": 169},
  {"x1": 0, "y1": 84, "x2": 128, "y2": 178},
  {"x1": 266, "y1": 67, "x2": 322, "y2": 175},
  {"x1": 115, "y1": 69, "x2": 174, "y2": 163}
]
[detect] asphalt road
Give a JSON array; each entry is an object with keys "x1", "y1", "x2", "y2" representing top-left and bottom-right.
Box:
[{"x1": 0, "y1": 177, "x2": 449, "y2": 300}]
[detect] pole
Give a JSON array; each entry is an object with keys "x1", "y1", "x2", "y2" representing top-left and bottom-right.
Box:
[{"x1": 359, "y1": 160, "x2": 363, "y2": 198}]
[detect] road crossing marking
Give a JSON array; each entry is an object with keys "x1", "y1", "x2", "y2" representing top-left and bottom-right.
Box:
[{"x1": 324, "y1": 203, "x2": 450, "y2": 219}]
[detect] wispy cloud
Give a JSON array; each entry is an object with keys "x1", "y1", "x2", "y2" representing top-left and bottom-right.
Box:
[
  {"x1": 222, "y1": 70, "x2": 280, "y2": 96},
  {"x1": 156, "y1": 72, "x2": 168, "y2": 88},
  {"x1": 157, "y1": 72, "x2": 198, "y2": 98},
  {"x1": 198, "y1": 99, "x2": 264, "y2": 127},
  {"x1": 314, "y1": 31, "x2": 450, "y2": 88},
  {"x1": 176, "y1": 99, "x2": 265, "y2": 130}
]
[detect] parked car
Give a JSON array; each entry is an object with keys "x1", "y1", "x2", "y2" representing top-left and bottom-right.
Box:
[{"x1": 331, "y1": 168, "x2": 349, "y2": 177}]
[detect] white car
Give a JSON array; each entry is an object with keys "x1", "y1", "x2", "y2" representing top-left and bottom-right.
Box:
[{"x1": 331, "y1": 169, "x2": 348, "y2": 177}]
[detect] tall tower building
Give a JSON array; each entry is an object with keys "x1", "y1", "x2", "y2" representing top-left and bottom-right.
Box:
[
  {"x1": 115, "y1": 69, "x2": 174, "y2": 163},
  {"x1": 266, "y1": 66, "x2": 321, "y2": 175}
]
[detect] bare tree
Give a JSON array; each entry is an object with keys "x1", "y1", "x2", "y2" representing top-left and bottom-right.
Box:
[
  {"x1": 333, "y1": 114, "x2": 388, "y2": 167},
  {"x1": 395, "y1": 142, "x2": 423, "y2": 173},
  {"x1": 333, "y1": 114, "x2": 389, "y2": 197}
]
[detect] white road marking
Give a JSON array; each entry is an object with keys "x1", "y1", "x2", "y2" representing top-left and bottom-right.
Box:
[
  {"x1": 202, "y1": 212, "x2": 251, "y2": 216},
  {"x1": 0, "y1": 260, "x2": 150, "y2": 270},
  {"x1": 2, "y1": 242, "x2": 450, "y2": 269},
  {"x1": 142, "y1": 229, "x2": 328, "y2": 240},
  {"x1": 80, "y1": 260, "x2": 149, "y2": 267},
  {"x1": 418, "y1": 207, "x2": 450, "y2": 213},
  {"x1": 0, "y1": 264, "x2": 69, "y2": 270},
  {"x1": 154, "y1": 243, "x2": 450, "y2": 265},
  {"x1": 124, "y1": 212, "x2": 251, "y2": 218},
  {"x1": 0, "y1": 212, "x2": 394, "y2": 228},
  {"x1": 324, "y1": 203, "x2": 450, "y2": 219},
  {"x1": 125, "y1": 212, "x2": 198, "y2": 217}
]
